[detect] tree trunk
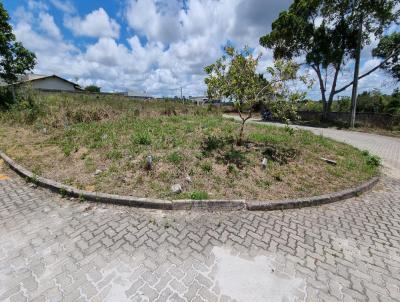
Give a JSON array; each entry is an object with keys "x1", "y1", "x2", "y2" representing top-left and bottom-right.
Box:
[
  {"x1": 350, "y1": 16, "x2": 363, "y2": 128},
  {"x1": 322, "y1": 101, "x2": 328, "y2": 121},
  {"x1": 238, "y1": 119, "x2": 245, "y2": 146}
]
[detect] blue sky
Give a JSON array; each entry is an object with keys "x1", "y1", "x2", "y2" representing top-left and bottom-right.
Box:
[{"x1": 2, "y1": 0, "x2": 399, "y2": 98}]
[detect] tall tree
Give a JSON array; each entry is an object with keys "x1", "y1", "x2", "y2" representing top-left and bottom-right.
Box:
[
  {"x1": 0, "y1": 2, "x2": 36, "y2": 103},
  {"x1": 373, "y1": 32, "x2": 400, "y2": 81},
  {"x1": 260, "y1": 0, "x2": 399, "y2": 124},
  {"x1": 323, "y1": 0, "x2": 399, "y2": 127}
]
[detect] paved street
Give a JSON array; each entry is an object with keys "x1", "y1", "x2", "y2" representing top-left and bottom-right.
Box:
[{"x1": 1, "y1": 125, "x2": 400, "y2": 302}]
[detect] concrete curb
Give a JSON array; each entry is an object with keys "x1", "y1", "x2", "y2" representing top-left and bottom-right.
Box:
[{"x1": 0, "y1": 150, "x2": 379, "y2": 211}]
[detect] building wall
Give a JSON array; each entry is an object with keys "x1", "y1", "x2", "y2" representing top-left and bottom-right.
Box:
[{"x1": 29, "y1": 78, "x2": 77, "y2": 92}]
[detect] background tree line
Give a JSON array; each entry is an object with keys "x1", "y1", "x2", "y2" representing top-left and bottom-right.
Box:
[{"x1": 298, "y1": 88, "x2": 400, "y2": 114}]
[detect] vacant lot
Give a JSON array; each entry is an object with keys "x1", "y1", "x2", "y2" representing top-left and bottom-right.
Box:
[{"x1": 0, "y1": 92, "x2": 379, "y2": 200}]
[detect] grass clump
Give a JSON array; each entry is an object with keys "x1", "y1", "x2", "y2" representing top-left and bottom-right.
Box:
[
  {"x1": 133, "y1": 132, "x2": 152, "y2": 146},
  {"x1": 167, "y1": 151, "x2": 184, "y2": 165},
  {"x1": 362, "y1": 150, "x2": 381, "y2": 168},
  {"x1": 200, "y1": 161, "x2": 213, "y2": 173},
  {"x1": 190, "y1": 191, "x2": 209, "y2": 200},
  {"x1": 223, "y1": 149, "x2": 247, "y2": 167}
]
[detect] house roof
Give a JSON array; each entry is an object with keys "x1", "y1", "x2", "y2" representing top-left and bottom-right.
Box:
[{"x1": 19, "y1": 74, "x2": 83, "y2": 90}]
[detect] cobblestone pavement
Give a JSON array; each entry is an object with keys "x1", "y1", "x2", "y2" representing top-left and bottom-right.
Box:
[{"x1": 1, "y1": 126, "x2": 400, "y2": 302}]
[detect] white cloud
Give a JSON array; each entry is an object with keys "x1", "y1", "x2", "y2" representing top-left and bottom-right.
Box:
[
  {"x1": 50, "y1": 0, "x2": 75, "y2": 14},
  {"x1": 64, "y1": 8, "x2": 120, "y2": 39},
  {"x1": 39, "y1": 12, "x2": 61, "y2": 39},
  {"x1": 10, "y1": 0, "x2": 399, "y2": 97}
]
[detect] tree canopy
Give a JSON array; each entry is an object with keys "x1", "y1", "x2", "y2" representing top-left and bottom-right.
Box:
[
  {"x1": 0, "y1": 2, "x2": 36, "y2": 104},
  {"x1": 204, "y1": 46, "x2": 310, "y2": 144},
  {"x1": 85, "y1": 85, "x2": 101, "y2": 93},
  {"x1": 373, "y1": 32, "x2": 400, "y2": 81},
  {"x1": 260, "y1": 0, "x2": 400, "y2": 120}
]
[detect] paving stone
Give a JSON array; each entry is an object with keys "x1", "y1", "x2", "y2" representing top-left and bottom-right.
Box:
[{"x1": 1, "y1": 128, "x2": 400, "y2": 301}]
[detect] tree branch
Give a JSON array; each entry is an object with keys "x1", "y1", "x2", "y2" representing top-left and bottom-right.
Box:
[
  {"x1": 334, "y1": 46, "x2": 400, "y2": 95},
  {"x1": 312, "y1": 64, "x2": 327, "y2": 103}
]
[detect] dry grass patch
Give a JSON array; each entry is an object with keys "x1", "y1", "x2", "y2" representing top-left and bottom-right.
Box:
[{"x1": 0, "y1": 93, "x2": 379, "y2": 201}]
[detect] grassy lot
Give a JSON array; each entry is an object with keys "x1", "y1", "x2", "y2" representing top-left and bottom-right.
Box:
[{"x1": 0, "y1": 91, "x2": 380, "y2": 200}]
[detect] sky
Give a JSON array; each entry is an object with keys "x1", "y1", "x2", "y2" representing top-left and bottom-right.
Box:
[{"x1": 2, "y1": 0, "x2": 399, "y2": 98}]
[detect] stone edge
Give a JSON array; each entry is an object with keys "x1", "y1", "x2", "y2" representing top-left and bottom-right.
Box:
[{"x1": 0, "y1": 150, "x2": 379, "y2": 211}]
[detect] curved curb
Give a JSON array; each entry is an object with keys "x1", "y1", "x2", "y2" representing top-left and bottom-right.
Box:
[{"x1": 0, "y1": 150, "x2": 379, "y2": 211}]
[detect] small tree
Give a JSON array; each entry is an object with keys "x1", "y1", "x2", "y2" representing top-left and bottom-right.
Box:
[
  {"x1": 0, "y1": 2, "x2": 36, "y2": 104},
  {"x1": 204, "y1": 46, "x2": 310, "y2": 145},
  {"x1": 85, "y1": 85, "x2": 101, "y2": 93}
]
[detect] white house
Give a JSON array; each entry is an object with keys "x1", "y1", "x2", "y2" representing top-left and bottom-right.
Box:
[
  {"x1": 17, "y1": 74, "x2": 83, "y2": 92},
  {"x1": 189, "y1": 96, "x2": 209, "y2": 105}
]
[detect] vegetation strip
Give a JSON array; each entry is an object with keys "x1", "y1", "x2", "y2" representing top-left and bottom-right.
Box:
[{"x1": 0, "y1": 150, "x2": 379, "y2": 211}]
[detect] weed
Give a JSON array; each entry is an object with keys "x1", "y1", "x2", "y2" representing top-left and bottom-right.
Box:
[
  {"x1": 79, "y1": 194, "x2": 85, "y2": 203},
  {"x1": 223, "y1": 149, "x2": 246, "y2": 167},
  {"x1": 60, "y1": 188, "x2": 67, "y2": 198},
  {"x1": 227, "y1": 163, "x2": 238, "y2": 176},
  {"x1": 256, "y1": 179, "x2": 271, "y2": 188},
  {"x1": 263, "y1": 145, "x2": 299, "y2": 164},
  {"x1": 29, "y1": 173, "x2": 39, "y2": 185},
  {"x1": 365, "y1": 154, "x2": 381, "y2": 167},
  {"x1": 202, "y1": 135, "x2": 225, "y2": 153},
  {"x1": 285, "y1": 125, "x2": 295, "y2": 136},
  {"x1": 200, "y1": 161, "x2": 213, "y2": 173},
  {"x1": 133, "y1": 132, "x2": 152, "y2": 145},
  {"x1": 190, "y1": 191, "x2": 209, "y2": 200},
  {"x1": 106, "y1": 149, "x2": 123, "y2": 160},
  {"x1": 167, "y1": 151, "x2": 184, "y2": 165}
]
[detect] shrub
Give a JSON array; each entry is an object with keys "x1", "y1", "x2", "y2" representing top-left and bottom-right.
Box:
[
  {"x1": 361, "y1": 150, "x2": 381, "y2": 167},
  {"x1": 223, "y1": 149, "x2": 246, "y2": 167},
  {"x1": 134, "y1": 132, "x2": 152, "y2": 145},
  {"x1": 364, "y1": 153, "x2": 381, "y2": 167},
  {"x1": 202, "y1": 135, "x2": 225, "y2": 153},
  {"x1": 190, "y1": 191, "x2": 209, "y2": 200}
]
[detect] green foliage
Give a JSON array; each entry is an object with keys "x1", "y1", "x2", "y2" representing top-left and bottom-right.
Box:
[
  {"x1": 190, "y1": 191, "x2": 209, "y2": 200},
  {"x1": 133, "y1": 132, "x2": 152, "y2": 145},
  {"x1": 223, "y1": 149, "x2": 247, "y2": 167},
  {"x1": 260, "y1": 0, "x2": 399, "y2": 118},
  {"x1": 84, "y1": 85, "x2": 101, "y2": 93},
  {"x1": 373, "y1": 32, "x2": 400, "y2": 81},
  {"x1": 204, "y1": 45, "x2": 309, "y2": 144},
  {"x1": 200, "y1": 161, "x2": 213, "y2": 173},
  {"x1": 167, "y1": 151, "x2": 183, "y2": 165},
  {"x1": 227, "y1": 163, "x2": 238, "y2": 176},
  {"x1": 201, "y1": 135, "x2": 227, "y2": 153},
  {"x1": 0, "y1": 2, "x2": 36, "y2": 106},
  {"x1": 2, "y1": 86, "x2": 41, "y2": 123},
  {"x1": 263, "y1": 145, "x2": 299, "y2": 165},
  {"x1": 362, "y1": 151, "x2": 381, "y2": 167}
]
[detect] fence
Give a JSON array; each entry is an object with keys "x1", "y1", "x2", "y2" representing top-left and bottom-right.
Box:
[{"x1": 297, "y1": 111, "x2": 400, "y2": 129}]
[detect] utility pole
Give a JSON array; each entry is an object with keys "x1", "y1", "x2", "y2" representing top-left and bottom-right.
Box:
[
  {"x1": 350, "y1": 0, "x2": 362, "y2": 128},
  {"x1": 180, "y1": 87, "x2": 183, "y2": 102}
]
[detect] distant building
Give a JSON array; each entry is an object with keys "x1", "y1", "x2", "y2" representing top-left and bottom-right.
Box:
[
  {"x1": 189, "y1": 96, "x2": 209, "y2": 105},
  {"x1": 125, "y1": 90, "x2": 153, "y2": 100},
  {"x1": 14, "y1": 74, "x2": 83, "y2": 92}
]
